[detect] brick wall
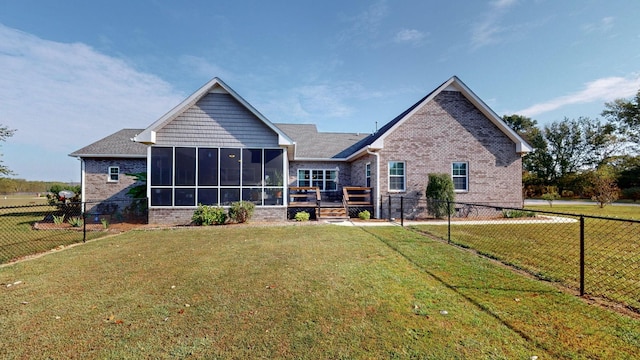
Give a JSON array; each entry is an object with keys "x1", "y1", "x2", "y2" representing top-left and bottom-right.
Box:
[
  {"x1": 377, "y1": 91, "x2": 523, "y2": 218},
  {"x1": 84, "y1": 158, "x2": 146, "y2": 202},
  {"x1": 149, "y1": 207, "x2": 286, "y2": 225}
]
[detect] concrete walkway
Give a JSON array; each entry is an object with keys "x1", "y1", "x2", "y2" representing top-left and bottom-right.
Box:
[{"x1": 326, "y1": 215, "x2": 577, "y2": 227}]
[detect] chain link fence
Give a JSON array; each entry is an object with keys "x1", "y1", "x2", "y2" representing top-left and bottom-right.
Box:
[
  {"x1": 387, "y1": 196, "x2": 640, "y2": 315},
  {"x1": 0, "y1": 199, "x2": 147, "y2": 264}
]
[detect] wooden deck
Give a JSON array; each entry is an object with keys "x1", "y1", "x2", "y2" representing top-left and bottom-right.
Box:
[{"x1": 287, "y1": 186, "x2": 373, "y2": 220}]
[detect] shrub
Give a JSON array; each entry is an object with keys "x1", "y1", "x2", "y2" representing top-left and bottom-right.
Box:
[
  {"x1": 192, "y1": 204, "x2": 227, "y2": 226},
  {"x1": 541, "y1": 191, "x2": 560, "y2": 207},
  {"x1": 294, "y1": 211, "x2": 310, "y2": 221},
  {"x1": 228, "y1": 201, "x2": 255, "y2": 223},
  {"x1": 425, "y1": 173, "x2": 455, "y2": 218},
  {"x1": 68, "y1": 216, "x2": 84, "y2": 227},
  {"x1": 52, "y1": 214, "x2": 65, "y2": 225},
  {"x1": 502, "y1": 209, "x2": 536, "y2": 218},
  {"x1": 358, "y1": 210, "x2": 371, "y2": 220}
]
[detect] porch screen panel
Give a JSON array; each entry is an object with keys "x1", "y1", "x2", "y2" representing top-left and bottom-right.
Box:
[
  {"x1": 150, "y1": 147, "x2": 173, "y2": 186},
  {"x1": 175, "y1": 147, "x2": 196, "y2": 186},
  {"x1": 198, "y1": 148, "x2": 218, "y2": 186},
  {"x1": 264, "y1": 149, "x2": 284, "y2": 186},
  {"x1": 197, "y1": 188, "x2": 218, "y2": 205},
  {"x1": 220, "y1": 148, "x2": 241, "y2": 186},
  {"x1": 242, "y1": 149, "x2": 262, "y2": 186}
]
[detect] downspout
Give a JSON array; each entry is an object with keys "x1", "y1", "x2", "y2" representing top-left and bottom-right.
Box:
[
  {"x1": 78, "y1": 157, "x2": 85, "y2": 203},
  {"x1": 366, "y1": 146, "x2": 380, "y2": 218}
]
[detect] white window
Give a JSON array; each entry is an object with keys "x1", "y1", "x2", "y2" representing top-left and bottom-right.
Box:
[
  {"x1": 108, "y1": 166, "x2": 119, "y2": 182},
  {"x1": 388, "y1": 161, "x2": 405, "y2": 191},
  {"x1": 365, "y1": 163, "x2": 371, "y2": 187},
  {"x1": 297, "y1": 169, "x2": 337, "y2": 191},
  {"x1": 452, "y1": 162, "x2": 468, "y2": 192}
]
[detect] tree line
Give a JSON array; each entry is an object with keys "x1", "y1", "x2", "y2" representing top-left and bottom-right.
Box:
[{"x1": 503, "y1": 89, "x2": 640, "y2": 202}]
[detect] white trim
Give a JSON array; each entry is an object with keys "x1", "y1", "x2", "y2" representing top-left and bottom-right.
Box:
[
  {"x1": 388, "y1": 161, "x2": 406, "y2": 192},
  {"x1": 452, "y1": 161, "x2": 469, "y2": 192},
  {"x1": 107, "y1": 166, "x2": 119, "y2": 183}
]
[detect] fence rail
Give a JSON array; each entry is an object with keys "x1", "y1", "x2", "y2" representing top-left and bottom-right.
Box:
[
  {"x1": 387, "y1": 196, "x2": 640, "y2": 314},
  {"x1": 0, "y1": 199, "x2": 147, "y2": 264}
]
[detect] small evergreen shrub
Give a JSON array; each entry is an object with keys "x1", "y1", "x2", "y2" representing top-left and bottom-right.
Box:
[
  {"x1": 425, "y1": 173, "x2": 455, "y2": 218},
  {"x1": 358, "y1": 210, "x2": 371, "y2": 220},
  {"x1": 228, "y1": 201, "x2": 255, "y2": 223},
  {"x1": 294, "y1": 211, "x2": 310, "y2": 221},
  {"x1": 192, "y1": 204, "x2": 227, "y2": 225},
  {"x1": 52, "y1": 214, "x2": 65, "y2": 225},
  {"x1": 502, "y1": 209, "x2": 536, "y2": 218}
]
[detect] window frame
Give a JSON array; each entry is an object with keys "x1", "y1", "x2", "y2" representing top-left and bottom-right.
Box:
[
  {"x1": 452, "y1": 161, "x2": 469, "y2": 192},
  {"x1": 365, "y1": 162, "x2": 371, "y2": 187},
  {"x1": 296, "y1": 169, "x2": 338, "y2": 191},
  {"x1": 388, "y1": 161, "x2": 406, "y2": 192},
  {"x1": 107, "y1": 166, "x2": 119, "y2": 183}
]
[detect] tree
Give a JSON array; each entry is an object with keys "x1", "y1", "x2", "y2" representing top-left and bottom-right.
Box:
[
  {"x1": 0, "y1": 124, "x2": 16, "y2": 176},
  {"x1": 602, "y1": 90, "x2": 640, "y2": 145},
  {"x1": 588, "y1": 168, "x2": 619, "y2": 208},
  {"x1": 425, "y1": 173, "x2": 455, "y2": 218},
  {"x1": 503, "y1": 114, "x2": 554, "y2": 185}
]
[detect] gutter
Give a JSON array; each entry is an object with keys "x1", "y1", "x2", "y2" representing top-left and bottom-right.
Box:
[{"x1": 366, "y1": 146, "x2": 381, "y2": 218}]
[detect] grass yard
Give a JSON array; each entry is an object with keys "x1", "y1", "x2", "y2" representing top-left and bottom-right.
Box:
[
  {"x1": 525, "y1": 203, "x2": 640, "y2": 220},
  {"x1": 1, "y1": 225, "x2": 638, "y2": 359},
  {"x1": 0, "y1": 203, "x2": 108, "y2": 263}
]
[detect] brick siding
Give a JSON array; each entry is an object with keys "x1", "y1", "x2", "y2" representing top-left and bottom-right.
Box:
[{"x1": 377, "y1": 91, "x2": 523, "y2": 218}]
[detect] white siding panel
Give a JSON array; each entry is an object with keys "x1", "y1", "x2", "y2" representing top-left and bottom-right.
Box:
[{"x1": 155, "y1": 93, "x2": 279, "y2": 147}]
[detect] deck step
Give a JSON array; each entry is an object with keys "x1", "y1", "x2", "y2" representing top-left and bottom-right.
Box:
[{"x1": 319, "y1": 207, "x2": 348, "y2": 219}]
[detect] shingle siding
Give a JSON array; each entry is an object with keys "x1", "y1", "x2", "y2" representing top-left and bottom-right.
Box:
[
  {"x1": 377, "y1": 91, "x2": 523, "y2": 218},
  {"x1": 155, "y1": 93, "x2": 279, "y2": 147}
]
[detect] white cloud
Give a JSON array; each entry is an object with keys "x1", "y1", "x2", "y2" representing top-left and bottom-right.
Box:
[
  {"x1": 0, "y1": 23, "x2": 183, "y2": 149},
  {"x1": 582, "y1": 16, "x2": 615, "y2": 34},
  {"x1": 337, "y1": 0, "x2": 389, "y2": 47},
  {"x1": 0, "y1": 23, "x2": 184, "y2": 180},
  {"x1": 470, "y1": 0, "x2": 518, "y2": 50},
  {"x1": 517, "y1": 74, "x2": 640, "y2": 117},
  {"x1": 394, "y1": 29, "x2": 427, "y2": 45}
]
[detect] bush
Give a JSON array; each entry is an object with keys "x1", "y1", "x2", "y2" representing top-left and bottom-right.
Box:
[
  {"x1": 68, "y1": 216, "x2": 84, "y2": 227},
  {"x1": 358, "y1": 210, "x2": 371, "y2": 220},
  {"x1": 502, "y1": 209, "x2": 536, "y2": 218},
  {"x1": 541, "y1": 191, "x2": 560, "y2": 207},
  {"x1": 228, "y1": 201, "x2": 255, "y2": 223},
  {"x1": 425, "y1": 173, "x2": 455, "y2": 218},
  {"x1": 192, "y1": 204, "x2": 227, "y2": 225},
  {"x1": 294, "y1": 211, "x2": 310, "y2": 221}
]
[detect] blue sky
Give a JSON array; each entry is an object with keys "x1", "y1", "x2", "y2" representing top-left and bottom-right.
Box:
[{"x1": 0, "y1": 0, "x2": 639, "y2": 181}]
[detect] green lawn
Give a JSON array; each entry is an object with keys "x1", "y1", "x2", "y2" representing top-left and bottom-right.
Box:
[
  {"x1": 0, "y1": 203, "x2": 107, "y2": 263},
  {"x1": 525, "y1": 203, "x2": 640, "y2": 220},
  {"x1": 1, "y1": 225, "x2": 638, "y2": 359}
]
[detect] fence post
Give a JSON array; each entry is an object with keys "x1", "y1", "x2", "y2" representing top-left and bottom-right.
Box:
[
  {"x1": 580, "y1": 216, "x2": 585, "y2": 296},
  {"x1": 388, "y1": 195, "x2": 391, "y2": 221},
  {"x1": 447, "y1": 199, "x2": 451, "y2": 243},
  {"x1": 82, "y1": 202, "x2": 86, "y2": 243},
  {"x1": 400, "y1": 196, "x2": 404, "y2": 227}
]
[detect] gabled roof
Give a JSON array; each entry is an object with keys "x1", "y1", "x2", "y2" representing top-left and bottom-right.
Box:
[
  {"x1": 69, "y1": 129, "x2": 147, "y2": 158},
  {"x1": 133, "y1": 77, "x2": 294, "y2": 147},
  {"x1": 343, "y1": 76, "x2": 532, "y2": 160},
  {"x1": 275, "y1": 123, "x2": 369, "y2": 159}
]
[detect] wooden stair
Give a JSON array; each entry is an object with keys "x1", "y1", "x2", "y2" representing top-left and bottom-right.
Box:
[{"x1": 319, "y1": 206, "x2": 348, "y2": 220}]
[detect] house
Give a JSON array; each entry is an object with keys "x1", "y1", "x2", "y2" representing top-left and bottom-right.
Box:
[{"x1": 70, "y1": 76, "x2": 531, "y2": 224}]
